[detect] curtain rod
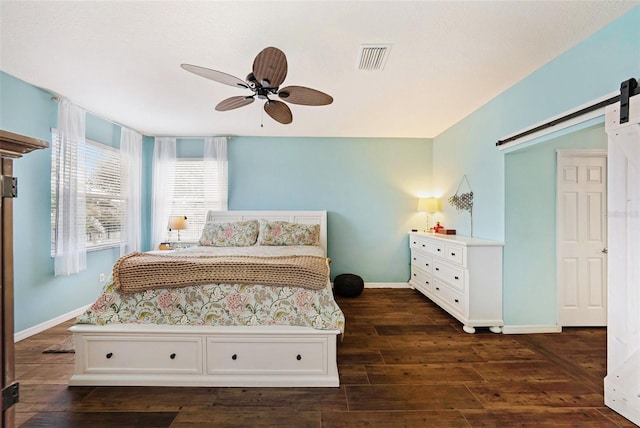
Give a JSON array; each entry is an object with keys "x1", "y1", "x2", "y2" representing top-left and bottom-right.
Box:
[
  {"x1": 51, "y1": 95, "x2": 143, "y2": 135},
  {"x1": 496, "y1": 77, "x2": 639, "y2": 147},
  {"x1": 166, "y1": 136, "x2": 232, "y2": 140},
  {"x1": 51, "y1": 96, "x2": 230, "y2": 139}
]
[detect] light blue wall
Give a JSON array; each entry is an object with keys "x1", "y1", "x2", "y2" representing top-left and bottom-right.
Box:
[
  {"x1": 1, "y1": 72, "x2": 126, "y2": 332},
  {"x1": 504, "y1": 124, "x2": 607, "y2": 325},
  {"x1": 141, "y1": 135, "x2": 154, "y2": 252},
  {"x1": 228, "y1": 136, "x2": 432, "y2": 282},
  {"x1": 433, "y1": 7, "x2": 639, "y2": 326},
  {"x1": 434, "y1": 7, "x2": 640, "y2": 240},
  {"x1": 1, "y1": 72, "x2": 432, "y2": 332}
]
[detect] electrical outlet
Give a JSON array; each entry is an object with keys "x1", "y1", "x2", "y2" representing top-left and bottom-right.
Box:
[{"x1": 99, "y1": 273, "x2": 106, "y2": 282}]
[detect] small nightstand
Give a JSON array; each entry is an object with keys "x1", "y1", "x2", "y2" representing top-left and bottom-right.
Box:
[
  {"x1": 146, "y1": 249, "x2": 175, "y2": 255},
  {"x1": 167, "y1": 242, "x2": 198, "y2": 250}
]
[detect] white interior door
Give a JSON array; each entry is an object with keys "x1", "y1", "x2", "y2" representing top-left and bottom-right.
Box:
[
  {"x1": 556, "y1": 149, "x2": 607, "y2": 326},
  {"x1": 604, "y1": 94, "x2": 640, "y2": 425}
]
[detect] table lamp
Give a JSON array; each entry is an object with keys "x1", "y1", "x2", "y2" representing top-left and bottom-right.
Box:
[
  {"x1": 168, "y1": 215, "x2": 187, "y2": 248},
  {"x1": 417, "y1": 198, "x2": 440, "y2": 232}
]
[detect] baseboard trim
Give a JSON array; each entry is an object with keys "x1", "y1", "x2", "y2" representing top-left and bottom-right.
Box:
[
  {"x1": 365, "y1": 282, "x2": 411, "y2": 289},
  {"x1": 502, "y1": 324, "x2": 562, "y2": 335},
  {"x1": 14, "y1": 304, "x2": 90, "y2": 342}
]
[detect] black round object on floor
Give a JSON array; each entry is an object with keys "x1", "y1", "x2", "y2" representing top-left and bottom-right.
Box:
[{"x1": 334, "y1": 273, "x2": 364, "y2": 297}]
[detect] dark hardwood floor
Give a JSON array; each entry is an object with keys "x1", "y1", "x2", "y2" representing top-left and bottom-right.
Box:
[{"x1": 13, "y1": 288, "x2": 636, "y2": 427}]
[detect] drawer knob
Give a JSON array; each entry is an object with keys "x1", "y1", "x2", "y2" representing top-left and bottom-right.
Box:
[
  {"x1": 170, "y1": 353, "x2": 176, "y2": 360},
  {"x1": 455, "y1": 299, "x2": 459, "y2": 303},
  {"x1": 296, "y1": 354, "x2": 302, "y2": 361},
  {"x1": 454, "y1": 276, "x2": 459, "y2": 280},
  {"x1": 106, "y1": 352, "x2": 113, "y2": 359},
  {"x1": 422, "y1": 244, "x2": 425, "y2": 247},
  {"x1": 451, "y1": 252, "x2": 456, "y2": 256},
  {"x1": 435, "y1": 287, "x2": 440, "y2": 291},
  {"x1": 437, "y1": 248, "x2": 441, "y2": 252},
  {"x1": 425, "y1": 281, "x2": 429, "y2": 285},
  {"x1": 413, "y1": 273, "x2": 416, "y2": 277},
  {"x1": 435, "y1": 268, "x2": 439, "y2": 271},
  {"x1": 231, "y1": 354, "x2": 238, "y2": 360}
]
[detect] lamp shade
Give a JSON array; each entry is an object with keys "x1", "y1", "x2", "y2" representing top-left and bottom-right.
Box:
[
  {"x1": 168, "y1": 215, "x2": 187, "y2": 230},
  {"x1": 417, "y1": 198, "x2": 440, "y2": 213}
]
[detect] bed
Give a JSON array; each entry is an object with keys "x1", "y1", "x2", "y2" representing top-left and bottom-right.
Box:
[{"x1": 68, "y1": 210, "x2": 345, "y2": 387}]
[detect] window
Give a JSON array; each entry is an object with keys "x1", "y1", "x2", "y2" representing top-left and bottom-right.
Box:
[
  {"x1": 51, "y1": 131, "x2": 127, "y2": 251},
  {"x1": 164, "y1": 158, "x2": 225, "y2": 243}
]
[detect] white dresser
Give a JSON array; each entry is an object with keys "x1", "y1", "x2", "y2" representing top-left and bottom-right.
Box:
[{"x1": 409, "y1": 232, "x2": 504, "y2": 334}]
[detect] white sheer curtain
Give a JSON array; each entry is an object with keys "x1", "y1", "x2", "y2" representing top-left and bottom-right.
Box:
[
  {"x1": 204, "y1": 136, "x2": 228, "y2": 210},
  {"x1": 120, "y1": 127, "x2": 142, "y2": 254},
  {"x1": 151, "y1": 137, "x2": 176, "y2": 250},
  {"x1": 53, "y1": 99, "x2": 87, "y2": 276}
]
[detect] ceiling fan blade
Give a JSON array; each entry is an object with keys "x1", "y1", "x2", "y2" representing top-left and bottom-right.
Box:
[
  {"x1": 278, "y1": 86, "x2": 333, "y2": 106},
  {"x1": 181, "y1": 64, "x2": 248, "y2": 89},
  {"x1": 216, "y1": 96, "x2": 255, "y2": 111},
  {"x1": 264, "y1": 100, "x2": 292, "y2": 124},
  {"x1": 253, "y1": 47, "x2": 288, "y2": 88}
]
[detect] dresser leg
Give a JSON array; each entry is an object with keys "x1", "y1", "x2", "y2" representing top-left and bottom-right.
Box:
[
  {"x1": 489, "y1": 326, "x2": 503, "y2": 334},
  {"x1": 462, "y1": 325, "x2": 476, "y2": 334}
]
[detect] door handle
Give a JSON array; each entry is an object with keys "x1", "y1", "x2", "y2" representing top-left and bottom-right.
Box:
[{"x1": 602, "y1": 247, "x2": 608, "y2": 254}]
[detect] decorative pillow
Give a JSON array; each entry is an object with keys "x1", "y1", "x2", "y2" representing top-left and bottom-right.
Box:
[
  {"x1": 199, "y1": 220, "x2": 259, "y2": 247},
  {"x1": 257, "y1": 220, "x2": 320, "y2": 246}
]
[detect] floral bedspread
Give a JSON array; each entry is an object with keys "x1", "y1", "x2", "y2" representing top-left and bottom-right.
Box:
[{"x1": 76, "y1": 245, "x2": 345, "y2": 333}]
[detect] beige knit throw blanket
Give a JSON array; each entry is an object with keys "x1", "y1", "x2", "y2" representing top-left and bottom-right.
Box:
[{"x1": 113, "y1": 252, "x2": 330, "y2": 293}]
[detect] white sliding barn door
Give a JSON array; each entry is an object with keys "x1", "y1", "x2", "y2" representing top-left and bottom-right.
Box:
[
  {"x1": 604, "y1": 94, "x2": 640, "y2": 425},
  {"x1": 556, "y1": 150, "x2": 607, "y2": 326}
]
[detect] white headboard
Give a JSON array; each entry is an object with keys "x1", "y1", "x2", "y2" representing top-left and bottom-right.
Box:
[{"x1": 205, "y1": 210, "x2": 328, "y2": 255}]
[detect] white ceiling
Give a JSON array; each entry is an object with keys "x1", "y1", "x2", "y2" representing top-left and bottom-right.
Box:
[{"x1": 1, "y1": 1, "x2": 637, "y2": 138}]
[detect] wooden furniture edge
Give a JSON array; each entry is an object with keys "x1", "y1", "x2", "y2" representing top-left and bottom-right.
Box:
[{"x1": 0, "y1": 129, "x2": 49, "y2": 158}]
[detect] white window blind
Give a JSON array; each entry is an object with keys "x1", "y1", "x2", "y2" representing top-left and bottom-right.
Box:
[
  {"x1": 51, "y1": 131, "x2": 127, "y2": 251},
  {"x1": 165, "y1": 158, "x2": 224, "y2": 243}
]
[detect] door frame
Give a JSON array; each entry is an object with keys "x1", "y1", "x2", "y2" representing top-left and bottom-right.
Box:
[
  {"x1": 556, "y1": 148, "x2": 608, "y2": 327},
  {"x1": 1, "y1": 158, "x2": 16, "y2": 428}
]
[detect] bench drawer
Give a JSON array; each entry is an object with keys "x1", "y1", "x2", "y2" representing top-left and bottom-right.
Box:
[
  {"x1": 82, "y1": 335, "x2": 203, "y2": 374},
  {"x1": 206, "y1": 337, "x2": 327, "y2": 375}
]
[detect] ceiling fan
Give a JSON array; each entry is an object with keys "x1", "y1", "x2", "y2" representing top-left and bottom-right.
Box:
[{"x1": 181, "y1": 47, "x2": 333, "y2": 125}]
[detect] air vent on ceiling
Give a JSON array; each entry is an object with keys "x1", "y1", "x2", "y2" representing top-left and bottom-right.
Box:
[{"x1": 357, "y1": 44, "x2": 391, "y2": 71}]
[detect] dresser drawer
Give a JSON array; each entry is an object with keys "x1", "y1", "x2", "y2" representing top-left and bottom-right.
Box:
[
  {"x1": 433, "y1": 261, "x2": 465, "y2": 292},
  {"x1": 82, "y1": 336, "x2": 203, "y2": 374},
  {"x1": 410, "y1": 235, "x2": 441, "y2": 256},
  {"x1": 410, "y1": 266, "x2": 433, "y2": 294},
  {"x1": 206, "y1": 337, "x2": 326, "y2": 375},
  {"x1": 433, "y1": 281, "x2": 465, "y2": 317},
  {"x1": 426, "y1": 241, "x2": 445, "y2": 257},
  {"x1": 411, "y1": 251, "x2": 433, "y2": 274},
  {"x1": 445, "y1": 245, "x2": 464, "y2": 265}
]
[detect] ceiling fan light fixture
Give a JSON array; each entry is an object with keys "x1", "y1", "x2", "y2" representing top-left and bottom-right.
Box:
[{"x1": 182, "y1": 46, "x2": 332, "y2": 125}]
